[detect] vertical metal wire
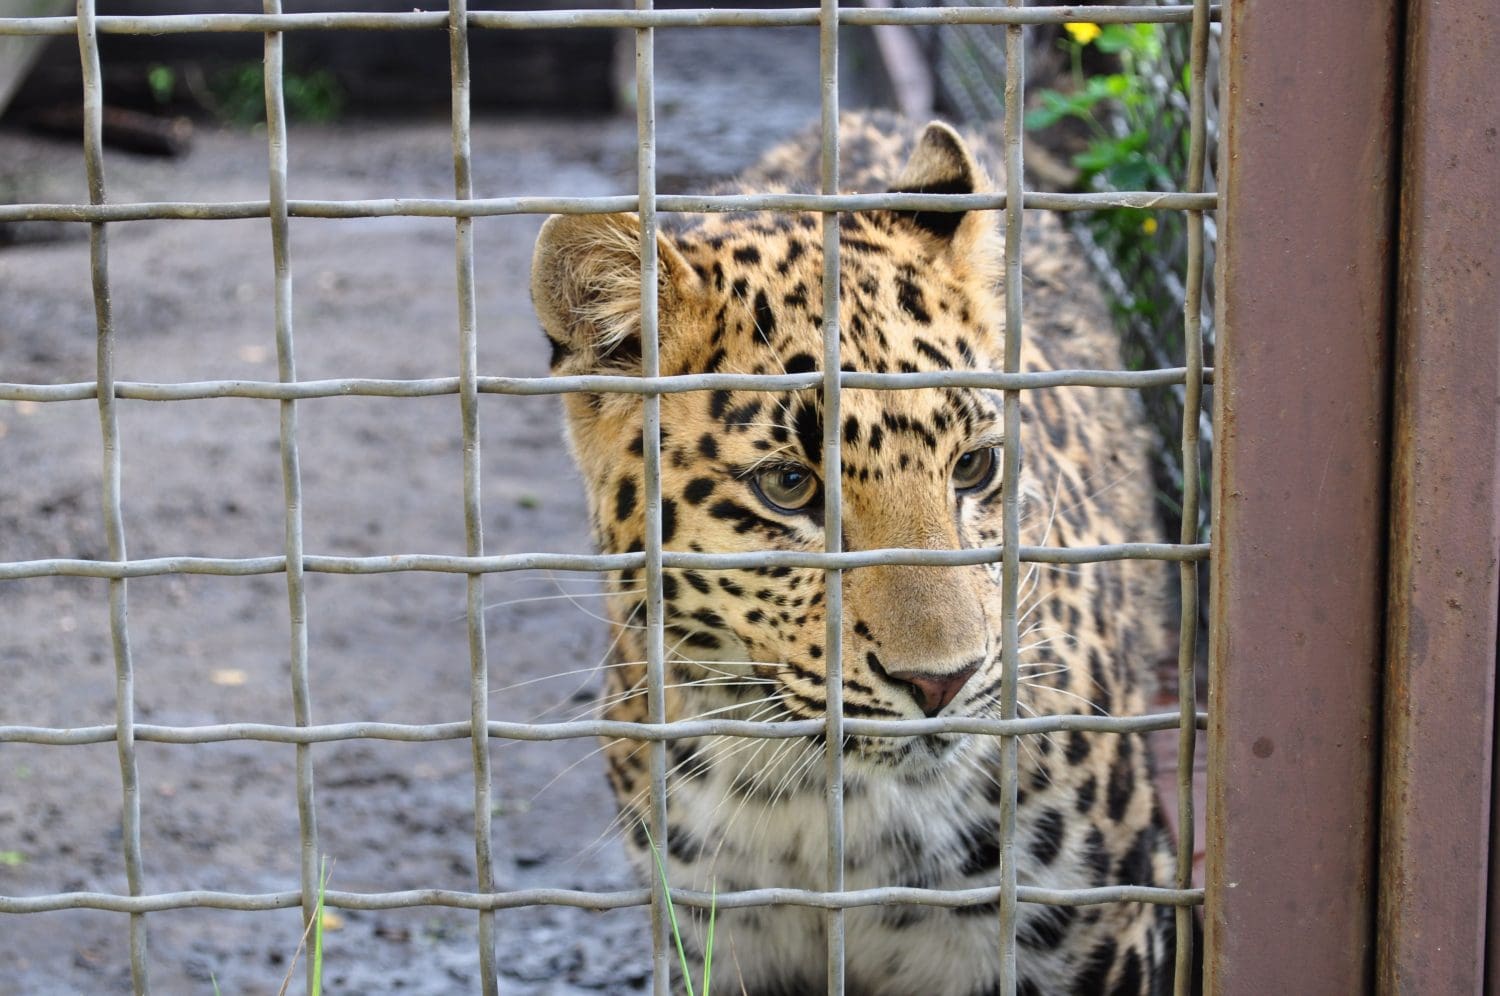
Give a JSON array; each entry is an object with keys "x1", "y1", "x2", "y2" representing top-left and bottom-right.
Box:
[
  {"x1": 1174, "y1": 0, "x2": 1210, "y2": 991},
  {"x1": 996, "y1": 2, "x2": 1025, "y2": 993},
  {"x1": 260, "y1": 6, "x2": 321, "y2": 994},
  {"x1": 817, "y1": 0, "x2": 845, "y2": 991},
  {"x1": 633, "y1": 4, "x2": 672, "y2": 992},
  {"x1": 447, "y1": 3, "x2": 499, "y2": 992},
  {"x1": 74, "y1": 2, "x2": 149, "y2": 991}
]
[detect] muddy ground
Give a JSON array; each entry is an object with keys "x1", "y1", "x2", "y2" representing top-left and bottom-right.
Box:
[{"x1": 0, "y1": 26, "x2": 834, "y2": 995}]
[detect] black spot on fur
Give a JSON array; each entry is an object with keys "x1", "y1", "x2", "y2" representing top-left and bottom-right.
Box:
[
  {"x1": 960, "y1": 822, "x2": 1001, "y2": 876},
  {"x1": 1108, "y1": 737, "x2": 1137, "y2": 823},
  {"x1": 615, "y1": 477, "x2": 637, "y2": 522},
  {"x1": 793, "y1": 400, "x2": 822, "y2": 464},
  {"x1": 733, "y1": 245, "x2": 761, "y2": 265},
  {"x1": 894, "y1": 273, "x2": 930, "y2": 322},
  {"x1": 666, "y1": 828, "x2": 703, "y2": 863},
  {"x1": 1045, "y1": 414, "x2": 1070, "y2": 449},
  {"x1": 753, "y1": 290, "x2": 776, "y2": 343},
  {"x1": 776, "y1": 240, "x2": 806, "y2": 275},
  {"x1": 668, "y1": 739, "x2": 706, "y2": 778},
  {"x1": 1072, "y1": 938, "x2": 1119, "y2": 995},
  {"x1": 679, "y1": 630, "x2": 721, "y2": 650},
  {"x1": 683, "y1": 478, "x2": 715, "y2": 506},
  {"x1": 1019, "y1": 904, "x2": 1077, "y2": 951},
  {"x1": 661, "y1": 499, "x2": 678, "y2": 544},
  {"x1": 1117, "y1": 826, "x2": 1156, "y2": 886},
  {"x1": 1083, "y1": 827, "x2": 1111, "y2": 885},
  {"x1": 913, "y1": 337, "x2": 950, "y2": 367},
  {"x1": 955, "y1": 899, "x2": 999, "y2": 918},
  {"x1": 785, "y1": 352, "x2": 818, "y2": 375},
  {"x1": 724, "y1": 399, "x2": 763, "y2": 428},
  {"x1": 1075, "y1": 774, "x2": 1098, "y2": 814},
  {"x1": 1030, "y1": 808, "x2": 1066, "y2": 866},
  {"x1": 1110, "y1": 948, "x2": 1144, "y2": 996}
]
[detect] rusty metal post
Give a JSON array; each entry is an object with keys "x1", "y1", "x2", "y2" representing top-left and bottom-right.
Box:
[
  {"x1": 1379, "y1": 0, "x2": 1500, "y2": 991},
  {"x1": 1207, "y1": 1, "x2": 1399, "y2": 991}
]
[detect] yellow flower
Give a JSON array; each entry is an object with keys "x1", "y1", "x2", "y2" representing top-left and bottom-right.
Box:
[
  {"x1": 1141, "y1": 216, "x2": 1159, "y2": 235},
  {"x1": 1064, "y1": 22, "x2": 1102, "y2": 45}
]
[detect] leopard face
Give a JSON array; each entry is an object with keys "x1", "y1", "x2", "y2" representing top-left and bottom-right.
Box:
[
  {"x1": 531, "y1": 114, "x2": 1179, "y2": 996},
  {"x1": 535, "y1": 123, "x2": 1028, "y2": 768}
]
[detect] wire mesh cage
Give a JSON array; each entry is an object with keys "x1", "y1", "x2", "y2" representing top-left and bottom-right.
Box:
[
  {"x1": 0, "y1": 3, "x2": 1214, "y2": 994},
  {"x1": 903, "y1": 0, "x2": 1219, "y2": 547}
]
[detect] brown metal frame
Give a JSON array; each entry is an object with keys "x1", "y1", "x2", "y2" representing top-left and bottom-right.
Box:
[
  {"x1": 1381, "y1": 0, "x2": 1500, "y2": 991},
  {"x1": 1208, "y1": 1, "x2": 1399, "y2": 991}
]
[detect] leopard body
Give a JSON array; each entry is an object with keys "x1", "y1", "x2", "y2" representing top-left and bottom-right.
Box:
[{"x1": 531, "y1": 111, "x2": 1182, "y2": 996}]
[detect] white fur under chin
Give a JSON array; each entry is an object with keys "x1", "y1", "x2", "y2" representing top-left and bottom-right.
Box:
[{"x1": 631, "y1": 680, "x2": 1098, "y2": 996}]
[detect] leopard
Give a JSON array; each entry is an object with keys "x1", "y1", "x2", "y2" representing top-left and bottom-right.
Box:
[{"x1": 530, "y1": 111, "x2": 1186, "y2": 996}]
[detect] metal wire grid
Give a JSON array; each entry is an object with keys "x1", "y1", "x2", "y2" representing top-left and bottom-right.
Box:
[{"x1": 0, "y1": 3, "x2": 1213, "y2": 994}]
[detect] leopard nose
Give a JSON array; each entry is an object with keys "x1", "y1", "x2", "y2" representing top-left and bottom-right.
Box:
[{"x1": 888, "y1": 664, "x2": 980, "y2": 717}]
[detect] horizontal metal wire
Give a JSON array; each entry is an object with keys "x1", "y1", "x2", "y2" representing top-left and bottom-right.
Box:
[
  {"x1": 0, "y1": 191, "x2": 1217, "y2": 225},
  {"x1": 0, "y1": 710, "x2": 1207, "y2": 747},
  {"x1": 0, "y1": 542, "x2": 1208, "y2": 582},
  {"x1": 0, "y1": 5, "x2": 1222, "y2": 36},
  {"x1": 0, "y1": 367, "x2": 1214, "y2": 404},
  {"x1": 1, "y1": 1, "x2": 1223, "y2": 985},
  {"x1": 0, "y1": 881, "x2": 1204, "y2": 917}
]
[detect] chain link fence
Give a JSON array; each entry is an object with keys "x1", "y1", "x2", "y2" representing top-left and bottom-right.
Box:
[{"x1": 0, "y1": 3, "x2": 1214, "y2": 993}]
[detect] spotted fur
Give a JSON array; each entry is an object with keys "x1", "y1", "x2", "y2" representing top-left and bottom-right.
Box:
[{"x1": 531, "y1": 112, "x2": 1183, "y2": 995}]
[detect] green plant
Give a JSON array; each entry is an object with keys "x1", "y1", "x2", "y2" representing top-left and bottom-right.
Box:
[
  {"x1": 1026, "y1": 21, "x2": 1211, "y2": 545},
  {"x1": 1025, "y1": 22, "x2": 1170, "y2": 191},
  {"x1": 643, "y1": 824, "x2": 716, "y2": 996},
  {"x1": 208, "y1": 63, "x2": 344, "y2": 127},
  {"x1": 146, "y1": 63, "x2": 177, "y2": 105},
  {"x1": 1026, "y1": 21, "x2": 1174, "y2": 256},
  {"x1": 275, "y1": 857, "x2": 332, "y2": 996}
]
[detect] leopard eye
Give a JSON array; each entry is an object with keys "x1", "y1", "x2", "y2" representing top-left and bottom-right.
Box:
[
  {"x1": 753, "y1": 465, "x2": 819, "y2": 513},
  {"x1": 952, "y1": 446, "x2": 998, "y2": 493}
]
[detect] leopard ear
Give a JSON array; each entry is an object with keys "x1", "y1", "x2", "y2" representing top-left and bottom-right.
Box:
[
  {"x1": 531, "y1": 212, "x2": 698, "y2": 376},
  {"x1": 887, "y1": 122, "x2": 997, "y2": 263}
]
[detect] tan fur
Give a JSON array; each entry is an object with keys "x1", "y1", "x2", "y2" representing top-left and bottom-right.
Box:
[{"x1": 531, "y1": 112, "x2": 1181, "y2": 996}]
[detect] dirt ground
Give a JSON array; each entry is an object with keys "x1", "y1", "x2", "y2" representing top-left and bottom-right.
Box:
[{"x1": 0, "y1": 27, "x2": 832, "y2": 995}]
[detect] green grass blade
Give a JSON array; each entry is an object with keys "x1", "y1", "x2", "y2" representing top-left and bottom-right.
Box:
[
  {"x1": 700, "y1": 881, "x2": 716, "y2": 996},
  {"x1": 311, "y1": 857, "x2": 329, "y2": 996},
  {"x1": 642, "y1": 823, "x2": 695, "y2": 996}
]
